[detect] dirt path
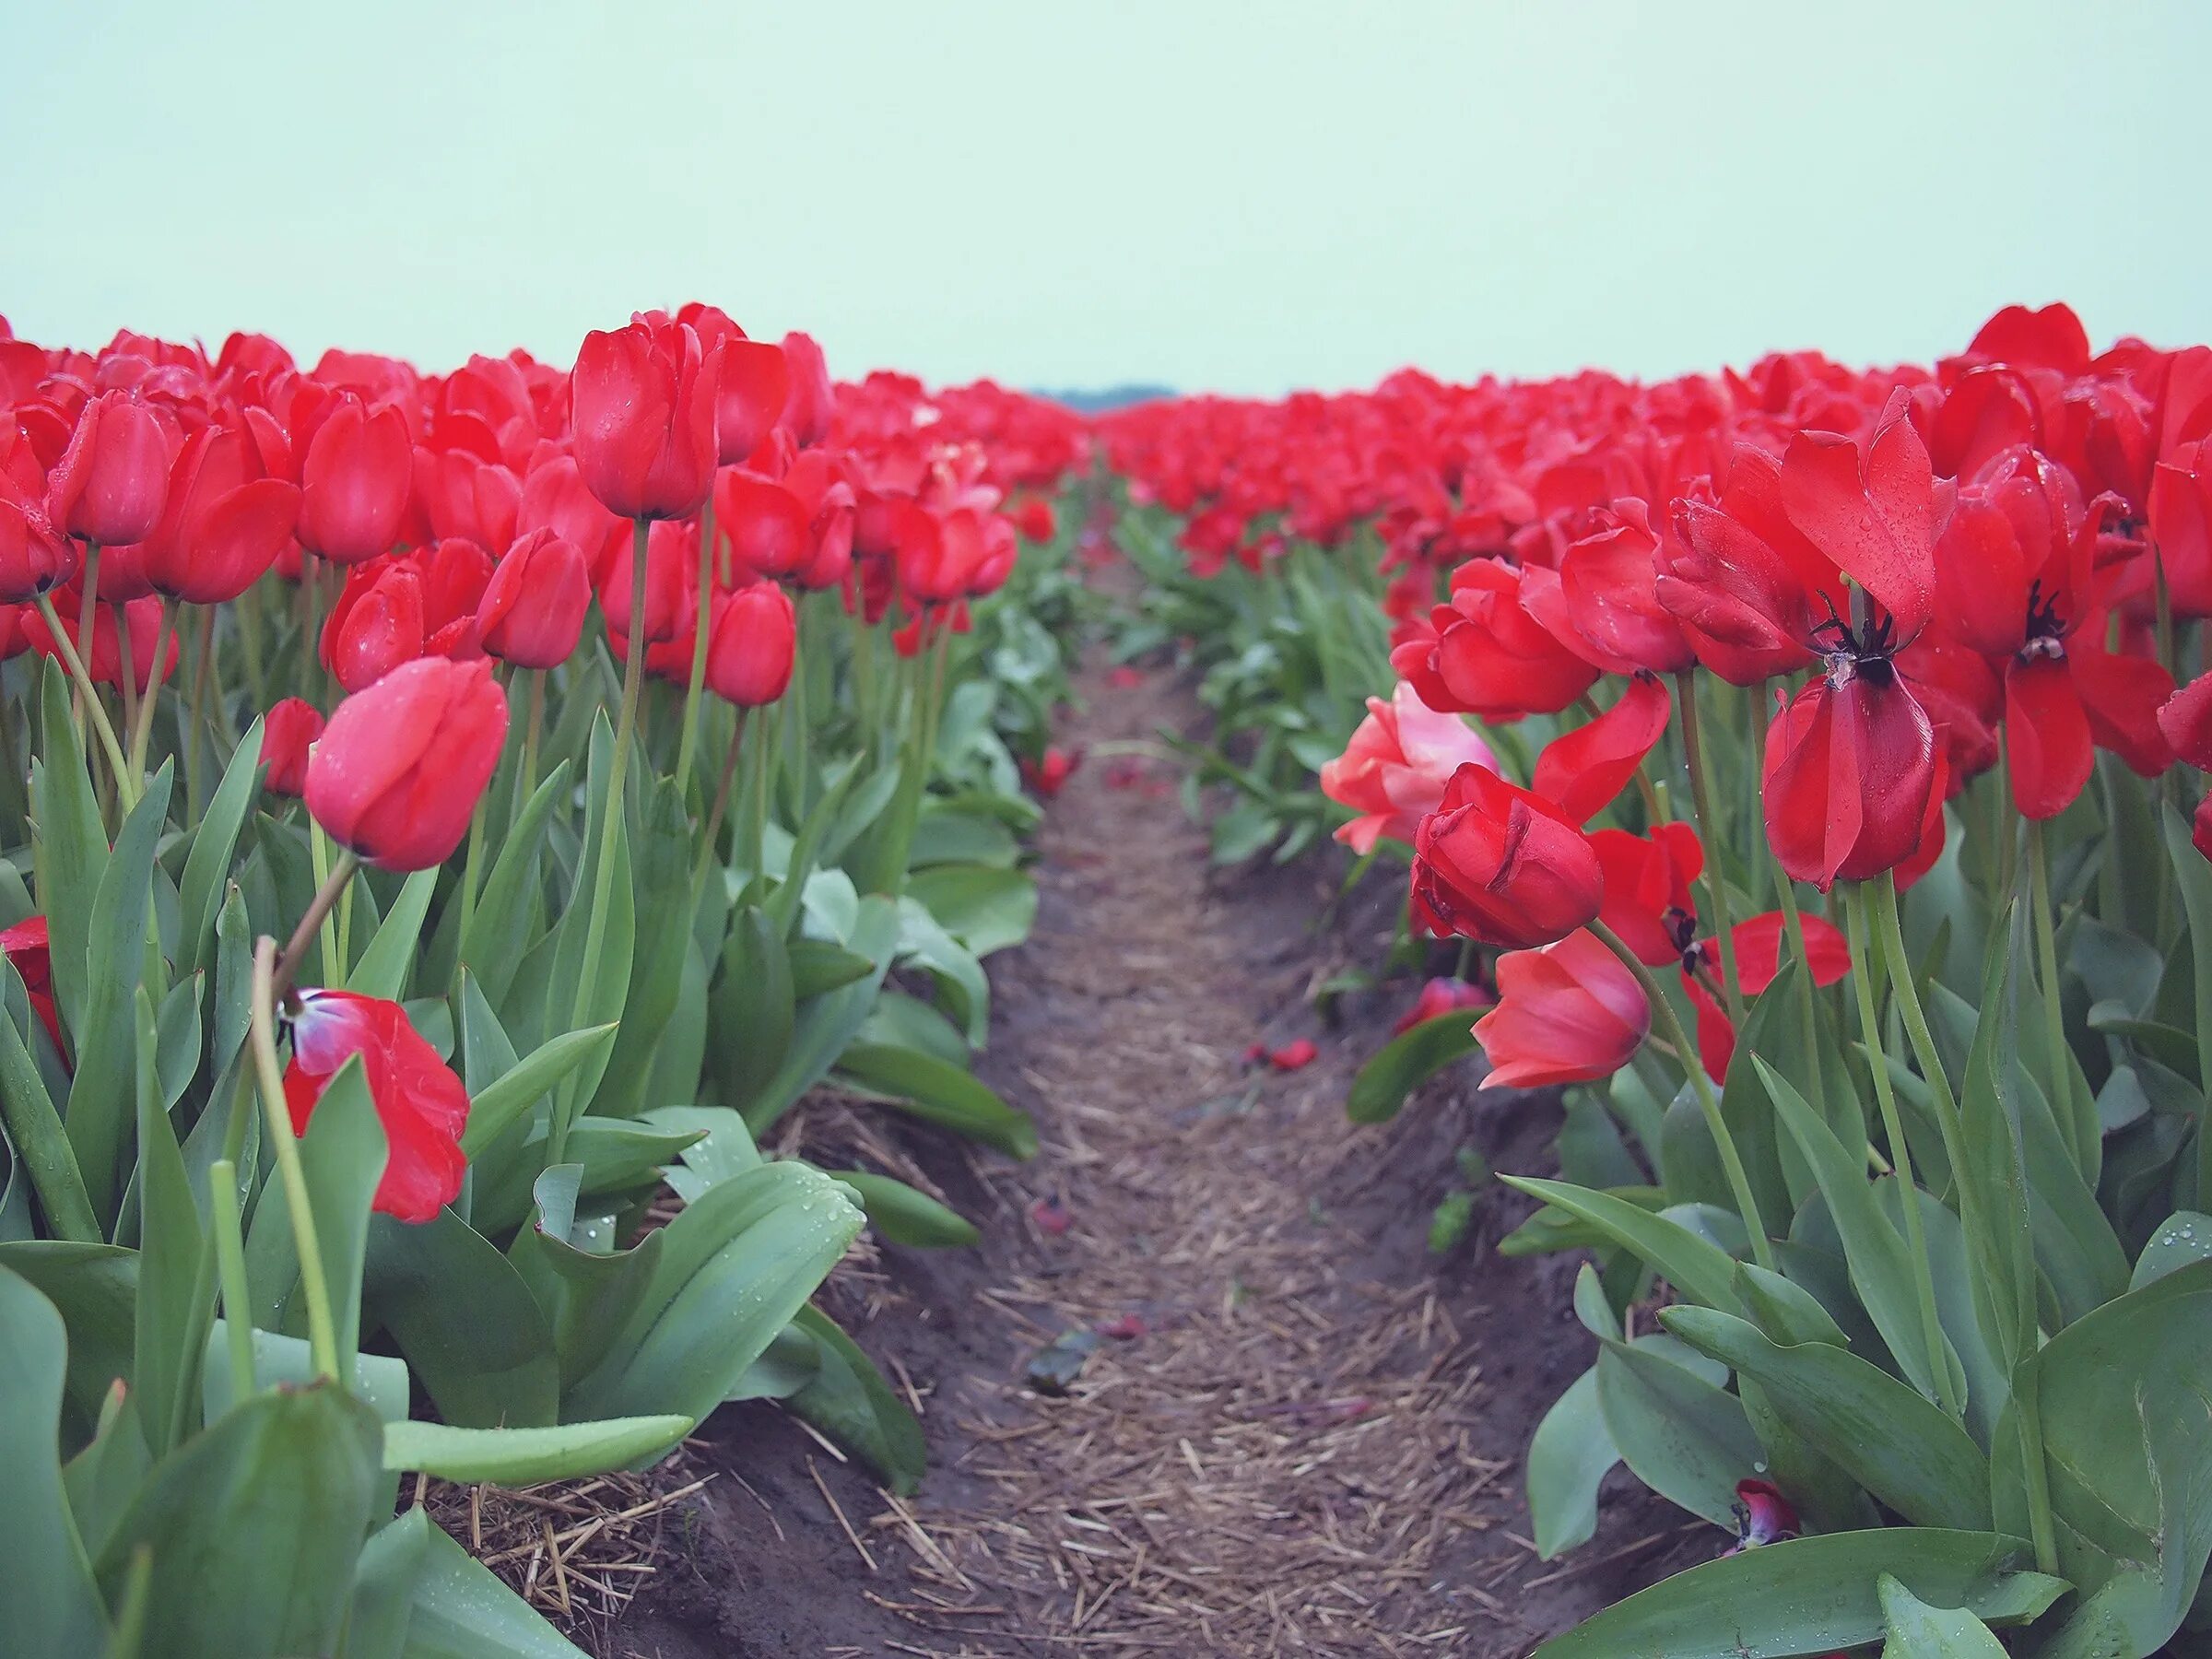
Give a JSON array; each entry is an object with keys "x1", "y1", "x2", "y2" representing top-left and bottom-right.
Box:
[{"x1": 614, "y1": 651, "x2": 1703, "y2": 1658}]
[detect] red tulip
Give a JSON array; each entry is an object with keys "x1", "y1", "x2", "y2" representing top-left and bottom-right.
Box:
[
  {"x1": 477, "y1": 527, "x2": 590, "y2": 668},
  {"x1": 0, "y1": 915, "x2": 65, "y2": 1055},
  {"x1": 262, "y1": 697, "x2": 323, "y2": 798},
  {"x1": 321, "y1": 558, "x2": 425, "y2": 692},
  {"x1": 713, "y1": 469, "x2": 811, "y2": 580},
  {"x1": 1725, "y1": 1478, "x2": 1803, "y2": 1553},
  {"x1": 1473, "y1": 929, "x2": 1648, "y2": 1089},
  {"x1": 1321, "y1": 680, "x2": 1497, "y2": 853},
  {"x1": 1589, "y1": 822, "x2": 1703, "y2": 967},
  {"x1": 1393, "y1": 976, "x2": 1495, "y2": 1035},
  {"x1": 703, "y1": 582, "x2": 796, "y2": 707},
  {"x1": 296, "y1": 394, "x2": 413, "y2": 563},
  {"x1": 778, "y1": 331, "x2": 834, "y2": 449},
  {"x1": 1762, "y1": 659, "x2": 1939, "y2": 890},
  {"x1": 1268, "y1": 1038, "x2": 1320, "y2": 1071},
  {"x1": 1684, "y1": 911, "x2": 1853, "y2": 1080},
  {"x1": 283, "y1": 989, "x2": 467, "y2": 1223},
  {"x1": 1412, "y1": 764, "x2": 1605, "y2": 948},
  {"x1": 1531, "y1": 671, "x2": 1671, "y2": 826},
  {"x1": 598, "y1": 515, "x2": 697, "y2": 645},
  {"x1": 1659, "y1": 446, "x2": 1841, "y2": 685},
  {"x1": 133, "y1": 424, "x2": 300, "y2": 604},
  {"x1": 2147, "y1": 439, "x2": 2212, "y2": 619},
  {"x1": 0, "y1": 488, "x2": 76, "y2": 602},
  {"x1": 1396, "y1": 559, "x2": 1598, "y2": 720},
  {"x1": 1775, "y1": 390, "x2": 1950, "y2": 641},
  {"x1": 1020, "y1": 746, "x2": 1081, "y2": 798},
  {"x1": 305, "y1": 656, "x2": 510, "y2": 870},
  {"x1": 714, "y1": 342, "x2": 793, "y2": 465},
  {"x1": 514, "y1": 453, "x2": 628, "y2": 584},
  {"x1": 44, "y1": 392, "x2": 175, "y2": 547},
  {"x1": 571, "y1": 318, "x2": 716, "y2": 521},
  {"x1": 1555, "y1": 500, "x2": 1696, "y2": 674}
]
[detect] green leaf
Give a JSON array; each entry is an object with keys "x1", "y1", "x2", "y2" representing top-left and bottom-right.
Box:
[
  {"x1": 833, "y1": 1170, "x2": 982, "y2": 1247},
  {"x1": 0, "y1": 1241, "x2": 140, "y2": 1441},
  {"x1": 2130, "y1": 1209, "x2": 2212, "y2": 1289},
  {"x1": 1208, "y1": 802, "x2": 1279, "y2": 865},
  {"x1": 712, "y1": 905, "x2": 794, "y2": 1113},
  {"x1": 587, "y1": 773, "x2": 693, "y2": 1120},
  {"x1": 381, "y1": 1415, "x2": 690, "y2": 1483},
  {"x1": 1877, "y1": 1572, "x2": 2008, "y2": 1656},
  {"x1": 347, "y1": 866, "x2": 441, "y2": 1001},
  {"x1": 178, "y1": 716, "x2": 264, "y2": 980},
  {"x1": 781, "y1": 1304, "x2": 926, "y2": 1494},
  {"x1": 457, "y1": 1022, "x2": 621, "y2": 1159},
  {"x1": 199, "y1": 1321, "x2": 410, "y2": 1426},
  {"x1": 132, "y1": 987, "x2": 206, "y2": 1460},
  {"x1": 393, "y1": 1511, "x2": 592, "y2": 1658},
  {"x1": 95, "y1": 1380, "x2": 383, "y2": 1659},
  {"x1": 462, "y1": 759, "x2": 571, "y2": 1010},
  {"x1": 1662, "y1": 1307, "x2": 1990, "y2": 1530},
  {"x1": 32, "y1": 657, "x2": 110, "y2": 1039},
  {"x1": 1346, "y1": 1015, "x2": 1481, "y2": 1124},
  {"x1": 65, "y1": 762, "x2": 172, "y2": 1229},
  {"x1": 785, "y1": 938, "x2": 876, "y2": 1000},
  {"x1": 1594, "y1": 1335, "x2": 1762, "y2": 1526},
  {"x1": 909, "y1": 806, "x2": 1019, "y2": 869},
  {"x1": 0, "y1": 962, "x2": 99, "y2": 1241},
  {"x1": 737, "y1": 896, "x2": 900, "y2": 1133},
  {"x1": 641, "y1": 1105, "x2": 762, "y2": 1205},
  {"x1": 1500, "y1": 1176, "x2": 1743, "y2": 1312},
  {"x1": 365, "y1": 1209, "x2": 559, "y2": 1430},
  {"x1": 1526, "y1": 1367, "x2": 1618, "y2": 1559},
  {"x1": 0, "y1": 1265, "x2": 109, "y2": 1656},
  {"x1": 507, "y1": 1165, "x2": 666, "y2": 1391},
  {"x1": 834, "y1": 1042, "x2": 1038, "y2": 1159},
  {"x1": 1531, "y1": 1531, "x2": 2067, "y2": 1658},
  {"x1": 906, "y1": 863, "x2": 1038, "y2": 957}
]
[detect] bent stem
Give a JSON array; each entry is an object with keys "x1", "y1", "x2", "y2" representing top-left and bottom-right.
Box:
[
  {"x1": 553, "y1": 516, "x2": 653, "y2": 1163},
  {"x1": 1674, "y1": 672, "x2": 1743, "y2": 1022},
  {"x1": 250, "y1": 939, "x2": 340, "y2": 1382},
  {"x1": 1846, "y1": 885, "x2": 1962, "y2": 1419},
  {"x1": 273, "y1": 847, "x2": 361, "y2": 1005},
  {"x1": 33, "y1": 591, "x2": 136, "y2": 808},
  {"x1": 1591, "y1": 918, "x2": 1774, "y2": 1270}
]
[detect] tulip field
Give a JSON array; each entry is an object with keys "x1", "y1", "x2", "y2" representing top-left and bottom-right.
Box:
[{"x1": 1, "y1": 301, "x2": 2210, "y2": 1658}]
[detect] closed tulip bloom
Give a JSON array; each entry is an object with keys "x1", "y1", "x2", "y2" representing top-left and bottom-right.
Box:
[
  {"x1": 322, "y1": 558, "x2": 425, "y2": 691},
  {"x1": 477, "y1": 526, "x2": 590, "y2": 668},
  {"x1": 1412, "y1": 764, "x2": 1605, "y2": 947},
  {"x1": 262, "y1": 697, "x2": 324, "y2": 797},
  {"x1": 515, "y1": 453, "x2": 629, "y2": 583},
  {"x1": 714, "y1": 468, "x2": 811, "y2": 579},
  {"x1": 1474, "y1": 929, "x2": 1649, "y2": 1089},
  {"x1": 571, "y1": 317, "x2": 717, "y2": 520},
  {"x1": 716, "y1": 344, "x2": 793, "y2": 465},
  {"x1": 305, "y1": 656, "x2": 510, "y2": 870},
  {"x1": 0, "y1": 488, "x2": 76, "y2": 601},
  {"x1": 284, "y1": 989, "x2": 467, "y2": 1222},
  {"x1": 778, "y1": 330, "x2": 834, "y2": 449},
  {"x1": 705, "y1": 582, "x2": 796, "y2": 707},
  {"x1": 598, "y1": 515, "x2": 696, "y2": 644},
  {"x1": 418, "y1": 536, "x2": 495, "y2": 637},
  {"x1": 45, "y1": 392, "x2": 175, "y2": 546},
  {"x1": 1321, "y1": 679, "x2": 1497, "y2": 853},
  {"x1": 297, "y1": 394, "x2": 413, "y2": 562},
  {"x1": 135, "y1": 424, "x2": 300, "y2": 604}
]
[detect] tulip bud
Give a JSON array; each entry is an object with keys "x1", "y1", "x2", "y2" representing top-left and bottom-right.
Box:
[
  {"x1": 477, "y1": 527, "x2": 590, "y2": 668},
  {"x1": 322, "y1": 558, "x2": 425, "y2": 692},
  {"x1": 1412, "y1": 764, "x2": 1604, "y2": 948},
  {"x1": 45, "y1": 393, "x2": 175, "y2": 547},
  {"x1": 714, "y1": 469, "x2": 810, "y2": 579},
  {"x1": 705, "y1": 582, "x2": 796, "y2": 707},
  {"x1": 297, "y1": 394, "x2": 414, "y2": 563},
  {"x1": 135, "y1": 424, "x2": 300, "y2": 604},
  {"x1": 262, "y1": 697, "x2": 324, "y2": 798},
  {"x1": 778, "y1": 331, "x2": 833, "y2": 450},
  {"x1": 571, "y1": 319, "x2": 716, "y2": 521},
  {"x1": 1473, "y1": 929, "x2": 1648, "y2": 1089},
  {"x1": 305, "y1": 656, "x2": 509, "y2": 870},
  {"x1": 284, "y1": 989, "x2": 468, "y2": 1222}
]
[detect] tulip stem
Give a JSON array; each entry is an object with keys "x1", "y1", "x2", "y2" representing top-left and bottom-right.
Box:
[
  {"x1": 694, "y1": 707, "x2": 750, "y2": 900},
  {"x1": 73, "y1": 542, "x2": 100, "y2": 746},
  {"x1": 1846, "y1": 884, "x2": 1961, "y2": 1418},
  {"x1": 250, "y1": 938, "x2": 341, "y2": 1383},
  {"x1": 1591, "y1": 918, "x2": 1774, "y2": 1271},
  {"x1": 1869, "y1": 873, "x2": 1967, "y2": 1166},
  {"x1": 1769, "y1": 854, "x2": 1830, "y2": 1124},
  {"x1": 1674, "y1": 672, "x2": 1744, "y2": 1024},
  {"x1": 553, "y1": 517, "x2": 653, "y2": 1164},
  {"x1": 127, "y1": 598, "x2": 171, "y2": 794},
  {"x1": 516, "y1": 667, "x2": 547, "y2": 827},
  {"x1": 2025, "y1": 820, "x2": 2086, "y2": 1163},
  {"x1": 184, "y1": 605, "x2": 215, "y2": 821},
  {"x1": 451, "y1": 796, "x2": 488, "y2": 993},
  {"x1": 113, "y1": 606, "x2": 141, "y2": 773},
  {"x1": 675, "y1": 493, "x2": 717, "y2": 798},
  {"x1": 208, "y1": 1159, "x2": 258, "y2": 1399},
  {"x1": 33, "y1": 592, "x2": 137, "y2": 809},
  {"x1": 274, "y1": 849, "x2": 361, "y2": 1006}
]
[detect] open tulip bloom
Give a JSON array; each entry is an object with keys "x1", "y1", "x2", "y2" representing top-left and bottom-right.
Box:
[{"x1": 1103, "y1": 300, "x2": 2212, "y2": 1658}]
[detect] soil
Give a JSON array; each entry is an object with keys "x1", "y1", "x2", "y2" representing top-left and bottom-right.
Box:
[{"x1": 603, "y1": 650, "x2": 1710, "y2": 1659}]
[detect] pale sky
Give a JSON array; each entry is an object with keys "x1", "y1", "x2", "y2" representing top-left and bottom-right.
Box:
[{"x1": 4, "y1": 2, "x2": 2205, "y2": 394}]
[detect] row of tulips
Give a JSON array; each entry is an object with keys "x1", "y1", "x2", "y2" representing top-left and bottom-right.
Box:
[
  {"x1": 0, "y1": 310, "x2": 1085, "y2": 1657},
  {"x1": 1101, "y1": 307, "x2": 2212, "y2": 1656}
]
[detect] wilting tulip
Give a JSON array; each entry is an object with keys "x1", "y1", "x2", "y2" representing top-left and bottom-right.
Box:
[
  {"x1": 1398, "y1": 559, "x2": 1598, "y2": 720},
  {"x1": 704, "y1": 582, "x2": 796, "y2": 707},
  {"x1": 1392, "y1": 976, "x2": 1494, "y2": 1035},
  {"x1": 1321, "y1": 680, "x2": 1497, "y2": 853},
  {"x1": 44, "y1": 392, "x2": 174, "y2": 547},
  {"x1": 321, "y1": 558, "x2": 425, "y2": 692},
  {"x1": 284, "y1": 989, "x2": 467, "y2": 1222},
  {"x1": 262, "y1": 698, "x2": 324, "y2": 798},
  {"x1": 135, "y1": 424, "x2": 300, "y2": 604},
  {"x1": 1530, "y1": 672, "x2": 1671, "y2": 826},
  {"x1": 1724, "y1": 1479, "x2": 1801, "y2": 1553},
  {"x1": 296, "y1": 394, "x2": 413, "y2": 562},
  {"x1": 1020, "y1": 746, "x2": 1081, "y2": 798},
  {"x1": 1684, "y1": 912, "x2": 1852, "y2": 1079},
  {"x1": 1762, "y1": 656, "x2": 1940, "y2": 890},
  {"x1": 1473, "y1": 929, "x2": 1648, "y2": 1089},
  {"x1": 0, "y1": 915, "x2": 65, "y2": 1054},
  {"x1": 476, "y1": 527, "x2": 590, "y2": 668},
  {"x1": 305, "y1": 656, "x2": 510, "y2": 870},
  {"x1": 571, "y1": 318, "x2": 716, "y2": 520},
  {"x1": 1412, "y1": 764, "x2": 1605, "y2": 947},
  {"x1": 1589, "y1": 823, "x2": 1704, "y2": 966}
]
